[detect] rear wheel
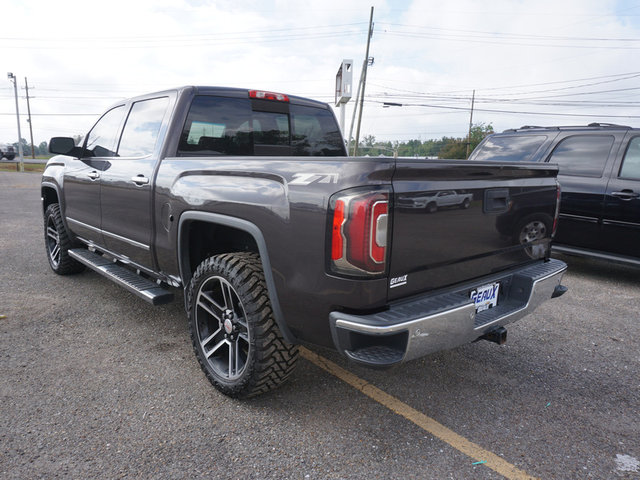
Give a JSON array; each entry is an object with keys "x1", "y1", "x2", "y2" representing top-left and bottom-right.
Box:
[
  {"x1": 187, "y1": 252, "x2": 298, "y2": 398},
  {"x1": 44, "y1": 203, "x2": 85, "y2": 275}
]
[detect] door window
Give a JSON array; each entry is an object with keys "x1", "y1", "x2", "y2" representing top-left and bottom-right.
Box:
[
  {"x1": 84, "y1": 105, "x2": 126, "y2": 157},
  {"x1": 619, "y1": 137, "x2": 640, "y2": 180},
  {"x1": 118, "y1": 97, "x2": 170, "y2": 157},
  {"x1": 548, "y1": 135, "x2": 614, "y2": 177}
]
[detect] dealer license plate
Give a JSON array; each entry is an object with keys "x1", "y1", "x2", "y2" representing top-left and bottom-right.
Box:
[{"x1": 470, "y1": 282, "x2": 500, "y2": 313}]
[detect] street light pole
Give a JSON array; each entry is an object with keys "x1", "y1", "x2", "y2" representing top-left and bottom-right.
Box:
[{"x1": 7, "y1": 72, "x2": 24, "y2": 172}]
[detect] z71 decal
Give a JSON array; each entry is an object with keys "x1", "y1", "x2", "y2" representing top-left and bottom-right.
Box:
[{"x1": 289, "y1": 173, "x2": 339, "y2": 185}]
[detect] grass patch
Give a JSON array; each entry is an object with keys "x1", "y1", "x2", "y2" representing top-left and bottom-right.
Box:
[{"x1": 0, "y1": 163, "x2": 45, "y2": 173}]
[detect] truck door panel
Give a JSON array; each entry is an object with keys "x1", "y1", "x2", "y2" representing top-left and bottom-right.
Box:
[
  {"x1": 99, "y1": 97, "x2": 170, "y2": 269},
  {"x1": 63, "y1": 105, "x2": 127, "y2": 246}
]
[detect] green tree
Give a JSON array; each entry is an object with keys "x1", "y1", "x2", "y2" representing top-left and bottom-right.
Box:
[
  {"x1": 438, "y1": 139, "x2": 468, "y2": 159},
  {"x1": 38, "y1": 141, "x2": 49, "y2": 156},
  {"x1": 438, "y1": 123, "x2": 494, "y2": 159}
]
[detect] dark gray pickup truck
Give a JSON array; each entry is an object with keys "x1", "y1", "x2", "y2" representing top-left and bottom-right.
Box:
[{"x1": 42, "y1": 86, "x2": 567, "y2": 398}]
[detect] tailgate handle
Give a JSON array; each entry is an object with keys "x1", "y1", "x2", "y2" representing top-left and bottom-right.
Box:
[{"x1": 484, "y1": 188, "x2": 510, "y2": 213}]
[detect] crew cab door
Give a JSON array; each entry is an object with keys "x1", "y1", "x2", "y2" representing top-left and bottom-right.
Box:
[
  {"x1": 99, "y1": 96, "x2": 170, "y2": 269},
  {"x1": 63, "y1": 105, "x2": 127, "y2": 246},
  {"x1": 601, "y1": 134, "x2": 640, "y2": 257}
]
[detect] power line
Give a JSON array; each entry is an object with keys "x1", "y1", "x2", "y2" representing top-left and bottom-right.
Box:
[
  {"x1": 366, "y1": 100, "x2": 640, "y2": 119},
  {"x1": 378, "y1": 22, "x2": 640, "y2": 42}
]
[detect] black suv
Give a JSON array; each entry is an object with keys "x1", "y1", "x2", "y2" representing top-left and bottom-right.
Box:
[{"x1": 470, "y1": 123, "x2": 640, "y2": 266}]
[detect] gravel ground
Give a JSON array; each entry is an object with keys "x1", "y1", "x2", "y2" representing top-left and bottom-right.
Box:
[{"x1": 1, "y1": 171, "x2": 638, "y2": 479}]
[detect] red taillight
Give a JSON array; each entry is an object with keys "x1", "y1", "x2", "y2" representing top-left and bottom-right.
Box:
[
  {"x1": 329, "y1": 189, "x2": 390, "y2": 276},
  {"x1": 331, "y1": 200, "x2": 346, "y2": 260},
  {"x1": 249, "y1": 90, "x2": 289, "y2": 102},
  {"x1": 552, "y1": 182, "x2": 561, "y2": 237}
]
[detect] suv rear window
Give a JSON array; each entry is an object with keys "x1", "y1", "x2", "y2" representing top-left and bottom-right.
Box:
[
  {"x1": 178, "y1": 95, "x2": 345, "y2": 156},
  {"x1": 470, "y1": 135, "x2": 547, "y2": 162}
]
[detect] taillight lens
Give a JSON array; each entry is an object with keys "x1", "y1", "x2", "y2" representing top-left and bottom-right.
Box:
[
  {"x1": 552, "y1": 181, "x2": 561, "y2": 237},
  {"x1": 329, "y1": 188, "x2": 390, "y2": 276}
]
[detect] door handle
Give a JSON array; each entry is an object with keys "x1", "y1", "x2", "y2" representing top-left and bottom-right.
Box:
[
  {"x1": 611, "y1": 190, "x2": 639, "y2": 200},
  {"x1": 131, "y1": 175, "x2": 149, "y2": 186},
  {"x1": 87, "y1": 171, "x2": 100, "y2": 180}
]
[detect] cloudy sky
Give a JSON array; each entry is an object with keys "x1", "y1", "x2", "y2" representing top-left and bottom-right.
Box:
[{"x1": 2, "y1": 0, "x2": 640, "y2": 148}]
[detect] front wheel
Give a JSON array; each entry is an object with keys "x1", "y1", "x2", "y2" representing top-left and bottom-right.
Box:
[
  {"x1": 187, "y1": 252, "x2": 298, "y2": 398},
  {"x1": 44, "y1": 203, "x2": 85, "y2": 275}
]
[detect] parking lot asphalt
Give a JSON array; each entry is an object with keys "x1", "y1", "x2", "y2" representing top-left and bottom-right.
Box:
[{"x1": 1, "y1": 171, "x2": 639, "y2": 479}]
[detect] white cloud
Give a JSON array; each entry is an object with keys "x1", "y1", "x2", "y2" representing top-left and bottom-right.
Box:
[{"x1": 2, "y1": 0, "x2": 640, "y2": 147}]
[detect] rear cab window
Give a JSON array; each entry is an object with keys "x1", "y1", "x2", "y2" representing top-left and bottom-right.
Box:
[{"x1": 178, "y1": 94, "x2": 345, "y2": 156}]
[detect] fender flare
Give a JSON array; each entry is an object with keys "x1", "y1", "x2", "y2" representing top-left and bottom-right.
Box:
[
  {"x1": 177, "y1": 211, "x2": 297, "y2": 344},
  {"x1": 41, "y1": 181, "x2": 73, "y2": 234}
]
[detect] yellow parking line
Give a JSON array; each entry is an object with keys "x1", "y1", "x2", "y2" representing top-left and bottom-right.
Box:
[{"x1": 300, "y1": 347, "x2": 538, "y2": 480}]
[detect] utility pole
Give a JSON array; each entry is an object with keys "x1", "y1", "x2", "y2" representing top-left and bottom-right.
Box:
[
  {"x1": 353, "y1": 6, "x2": 374, "y2": 157},
  {"x1": 24, "y1": 77, "x2": 35, "y2": 159},
  {"x1": 466, "y1": 89, "x2": 475, "y2": 159},
  {"x1": 347, "y1": 63, "x2": 365, "y2": 155},
  {"x1": 7, "y1": 72, "x2": 24, "y2": 172}
]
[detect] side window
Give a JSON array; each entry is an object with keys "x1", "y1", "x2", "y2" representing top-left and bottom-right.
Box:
[
  {"x1": 118, "y1": 97, "x2": 170, "y2": 158},
  {"x1": 548, "y1": 135, "x2": 614, "y2": 177},
  {"x1": 85, "y1": 106, "x2": 126, "y2": 157},
  {"x1": 178, "y1": 96, "x2": 254, "y2": 155},
  {"x1": 619, "y1": 136, "x2": 640, "y2": 180}
]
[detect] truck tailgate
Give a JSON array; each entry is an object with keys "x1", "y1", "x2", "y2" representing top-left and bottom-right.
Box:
[{"x1": 389, "y1": 160, "x2": 559, "y2": 300}]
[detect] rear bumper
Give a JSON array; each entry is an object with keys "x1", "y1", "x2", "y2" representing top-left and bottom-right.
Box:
[{"x1": 329, "y1": 258, "x2": 567, "y2": 367}]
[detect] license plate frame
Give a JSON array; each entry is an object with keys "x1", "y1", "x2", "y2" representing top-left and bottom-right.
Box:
[{"x1": 470, "y1": 282, "x2": 500, "y2": 313}]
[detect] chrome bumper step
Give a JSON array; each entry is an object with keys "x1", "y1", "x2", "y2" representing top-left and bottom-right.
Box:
[
  {"x1": 69, "y1": 249, "x2": 174, "y2": 306},
  {"x1": 330, "y1": 258, "x2": 568, "y2": 367}
]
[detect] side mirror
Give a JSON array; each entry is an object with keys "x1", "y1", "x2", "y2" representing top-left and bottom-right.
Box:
[{"x1": 49, "y1": 137, "x2": 79, "y2": 156}]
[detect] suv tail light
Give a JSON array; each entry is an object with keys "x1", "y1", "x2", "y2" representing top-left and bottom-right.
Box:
[
  {"x1": 329, "y1": 188, "x2": 390, "y2": 277},
  {"x1": 552, "y1": 181, "x2": 561, "y2": 237}
]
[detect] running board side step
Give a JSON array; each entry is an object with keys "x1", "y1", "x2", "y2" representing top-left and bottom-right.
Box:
[{"x1": 69, "y1": 248, "x2": 174, "y2": 306}]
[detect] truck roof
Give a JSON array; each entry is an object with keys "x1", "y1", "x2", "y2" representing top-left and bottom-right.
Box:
[{"x1": 122, "y1": 85, "x2": 330, "y2": 110}]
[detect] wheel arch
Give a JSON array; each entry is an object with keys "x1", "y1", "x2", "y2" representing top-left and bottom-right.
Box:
[
  {"x1": 41, "y1": 182, "x2": 60, "y2": 214},
  {"x1": 177, "y1": 211, "x2": 296, "y2": 344}
]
